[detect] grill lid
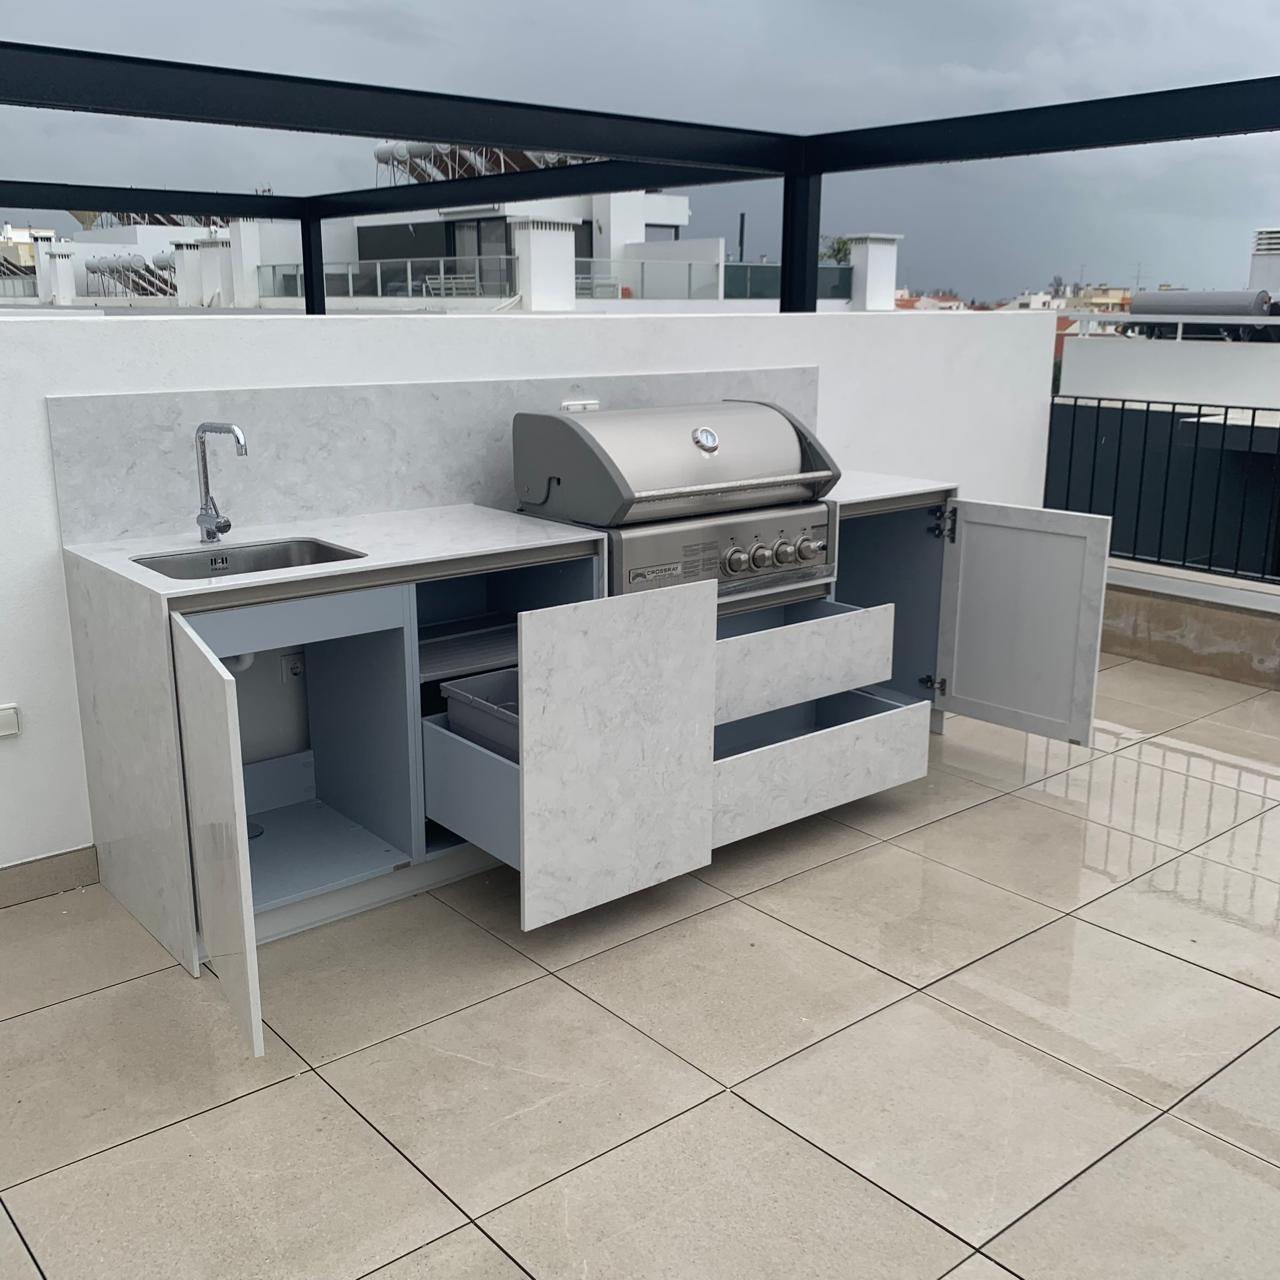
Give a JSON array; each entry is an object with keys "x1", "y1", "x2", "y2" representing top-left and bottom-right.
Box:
[{"x1": 513, "y1": 400, "x2": 839, "y2": 526}]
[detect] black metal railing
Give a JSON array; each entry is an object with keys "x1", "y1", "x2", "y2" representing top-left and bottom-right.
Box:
[{"x1": 1046, "y1": 395, "x2": 1280, "y2": 581}]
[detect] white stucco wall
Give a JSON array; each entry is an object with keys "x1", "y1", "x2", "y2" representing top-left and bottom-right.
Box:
[
  {"x1": 0, "y1": 309, "x2": 1054, "y2": 866},
  {"x1": 1060, "y1": 334, "x2": 1280, "y2": 408}
]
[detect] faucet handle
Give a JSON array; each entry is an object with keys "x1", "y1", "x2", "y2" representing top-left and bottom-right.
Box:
[{"x1": 214, "y1": 515, "x2": 232, "y2": 535}]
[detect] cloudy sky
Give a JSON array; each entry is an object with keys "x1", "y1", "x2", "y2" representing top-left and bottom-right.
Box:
[{"x1": 5, "y1": 0, "x2": 1280, "y2": 298}]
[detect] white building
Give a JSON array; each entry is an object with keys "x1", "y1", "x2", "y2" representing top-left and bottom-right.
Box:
[{"x1": 7, "y1": 142, "x2": 899, "y2": 312}]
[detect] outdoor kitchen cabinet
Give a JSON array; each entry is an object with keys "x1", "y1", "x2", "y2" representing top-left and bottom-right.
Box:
[{"x1": 834, "y1": 493, "x2": 1111, "y2": 746}]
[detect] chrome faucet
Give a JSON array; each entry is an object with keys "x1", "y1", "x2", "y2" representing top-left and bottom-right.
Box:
[{"x1": 195, "y1": 422, "x2": 248, "y2": 543}]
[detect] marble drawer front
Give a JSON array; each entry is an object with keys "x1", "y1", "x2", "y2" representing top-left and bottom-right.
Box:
[
  {"x1": 712, "y1": 690, "x2": 930, "y2": 846},
  {"x1": 714, "y1": 601, "x2": 894, "y2": 724}
]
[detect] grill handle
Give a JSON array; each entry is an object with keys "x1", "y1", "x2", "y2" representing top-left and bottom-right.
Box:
[{"x1": 630, "y1": 469, "x2": 835, "y2": 502}]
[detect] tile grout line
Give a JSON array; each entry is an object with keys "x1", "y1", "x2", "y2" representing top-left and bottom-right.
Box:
[
  {"x1": 729, "y1": 1089, "x2": 979, "y2": 1254},
  {"x1": 296, "y1": 972, "x2": 549, "y2": 1072},
  {"x1": 978, "y1": 1015, "x2": 1280, "y2": 1256},
  {"x1": 0, "y1": 962, "x2": 181, "y2": 1027},
  {"x1": 1061, "y1": 908, "x2": 1280, "y2": 1003},
  {"x1": 0, "y1": 1197, "x2": 46, "y2": 1280},
  {"x1": 472, "y1": 1090, "x2": 730, "y2": 1223},
  {"x1": 353, "y1": 1222, "x2": 536, "y2": 1280},
  {"x1": 688, "y1": 824, "x2": 881, "y2": 899},
  {"x1": 0, "y1": 1070, "x2": 311, "y2": 1195}
]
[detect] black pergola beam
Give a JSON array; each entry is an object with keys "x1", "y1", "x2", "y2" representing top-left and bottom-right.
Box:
[
  {"x1": 778, "y1": 173, "x2": 821, "y2": 313},
  {"x1": 308, "y1": 160, "x2": 764, "y2": 218},
  {"x1": 0, "y1": 179, "x2": 304, "y2": 220},
  {"x1": 807, "y1": 74, "x2": 1280, "y2": 172},
  {"x1": 0, "y1": 40, "x2": 792, "y2": 174}
]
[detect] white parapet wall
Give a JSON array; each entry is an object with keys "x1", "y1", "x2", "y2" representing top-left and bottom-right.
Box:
[{"x1": 0, "y1": 309, "x2": 1055, "y2": 866}]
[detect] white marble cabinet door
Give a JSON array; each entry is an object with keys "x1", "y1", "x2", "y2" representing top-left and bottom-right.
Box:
[
  {"x1": 171, "y1": 614, "x2": 264, "y2": 1057},
  {"x1": 936, "y1": 501, "x2": 1110, "y2": 745},
  {"x1": 518, "y1": 579, "x2": 717, "y2": 930}
]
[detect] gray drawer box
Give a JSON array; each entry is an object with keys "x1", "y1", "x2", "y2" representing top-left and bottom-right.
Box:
[
  {"x1": 712, "y1": 688, "x2": 930, "y2": 846},
  {"x1": 422, "y1": 713, "x2": 520, "y2": 870},
  {"x1": 714, "y1": 600, "x2": 894, "y2": 723}
]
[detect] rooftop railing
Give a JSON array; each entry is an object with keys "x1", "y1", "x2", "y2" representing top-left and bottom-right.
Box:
[
  {"x1": 724, "y1": 263, "x2": 853, "y2": 300},
  {"x1": 1047, "y1": 395, "x2": 1280, "y2": 582},
  {"x1": 574, "y1": 258, "x2": 720, "y2": 300},
  {"x1": 258, "y1": 255, "x2": 518, "y2": 300},
  {"x1": 0, "y1": 275, "x2": 37, "y2": 299}
]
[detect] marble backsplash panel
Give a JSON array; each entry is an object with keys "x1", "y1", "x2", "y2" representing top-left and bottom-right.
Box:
[{"x1": 47, "y1": 367, "x2": 817, "y2": 544}]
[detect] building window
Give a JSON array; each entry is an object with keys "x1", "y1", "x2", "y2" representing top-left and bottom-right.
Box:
[
  {"x1": 574, "y1": 222, "x2": 593, "y2": 259},
  {"x1": 645, "y1": 224, "x2": 680, "y2": 242}
]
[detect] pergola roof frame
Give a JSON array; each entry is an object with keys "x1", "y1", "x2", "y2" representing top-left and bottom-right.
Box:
[{"x1": 4, "y1": 40, "x2": 1280, "y2": 312}]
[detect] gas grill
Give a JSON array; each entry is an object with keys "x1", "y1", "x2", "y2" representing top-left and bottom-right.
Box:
[{"x1": 512, "y1": 400, "x2": 840, "y2": 612}]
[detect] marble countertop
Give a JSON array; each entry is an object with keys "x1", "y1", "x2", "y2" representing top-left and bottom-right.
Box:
[
  {"x1": 65, "y1": 505, "x2": 604, "y2": 603},
  {"x1": 828, "y1": 470, "x2": 956, "y2": 512}
]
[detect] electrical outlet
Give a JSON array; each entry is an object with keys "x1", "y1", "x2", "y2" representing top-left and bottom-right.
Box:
[
  {"x1": 280, "y1": 652, "x2": 305, "y2": 683},
  {"x1": 0, "y1": 704, "x2": 19, "y2": 739}
]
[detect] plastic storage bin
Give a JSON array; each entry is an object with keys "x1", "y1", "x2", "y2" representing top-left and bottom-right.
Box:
[{"x1": 441, "y1": 667, "x2": 520, "y2": 761}]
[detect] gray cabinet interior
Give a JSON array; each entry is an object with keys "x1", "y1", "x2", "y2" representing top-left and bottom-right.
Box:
[
  {"x1": 834, "y1": 498, "x2": 1108, "y2": 744},
  {"x1": 181, "y1": 586, "x2": 421, "y2": 925}
]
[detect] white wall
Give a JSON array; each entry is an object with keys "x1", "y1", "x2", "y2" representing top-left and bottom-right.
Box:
[
  {"x1": 1060, "y1": 335, "x2": 1280, "y2": 407},
  {"x1": 0, "y1": 309, "x2": 1054, "y2": 866}
]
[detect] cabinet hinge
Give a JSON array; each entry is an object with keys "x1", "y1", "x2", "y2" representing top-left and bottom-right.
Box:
[
  {"x1": 919, "y1": 674, "x2": 948, "y2": 695},
  {"x1": 927, "y1": 506, "x2": 958, "y2": 542}
]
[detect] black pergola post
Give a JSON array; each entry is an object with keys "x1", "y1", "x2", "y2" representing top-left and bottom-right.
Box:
[
  {"x1": 779, "y1": 171, "x2": 821, "y2": 313},
  {"x1": 300, "y1": 211, "x2": 326, "y2": 315}
]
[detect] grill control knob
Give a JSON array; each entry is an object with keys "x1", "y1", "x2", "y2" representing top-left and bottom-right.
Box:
[
  {"x1": 796, "y1": 537, "x2": 826, "y2": 562},
  {"x1": 773, "y1": 539, "x2": 797, "y2": 565},
  {"x1": 749, "y1": 543, "x2": 773, "y2": 570},
  {"x1": 722, "y1": 547, "x2": 750, "y2": 575}
]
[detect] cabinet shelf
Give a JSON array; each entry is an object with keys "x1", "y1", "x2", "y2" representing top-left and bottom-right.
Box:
[{"x1": 248, "y1": 799, "x2": 410, "y2": 914}]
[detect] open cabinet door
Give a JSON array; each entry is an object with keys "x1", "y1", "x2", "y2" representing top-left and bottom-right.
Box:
[
  {"x1": 171, "y1": 614, "x2": 264, "y2": 1057},
  {"x1": 518, "y1": 579, "x2": 717, "y2": 930},
  {"x1": 936, "y1": 501, "x2": 1110, "y2": 745}
]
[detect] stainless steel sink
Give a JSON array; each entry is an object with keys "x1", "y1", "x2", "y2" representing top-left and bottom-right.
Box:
[{"x1": 132, "y1": 538, "x2": 366, "y2": 580}]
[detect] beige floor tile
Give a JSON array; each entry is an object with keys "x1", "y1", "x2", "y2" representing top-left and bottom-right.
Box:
[
  {"x1": 1119, "y1": 720, "x2": 1280, "y2": 799},
  {"x1": 746, "y1": 843, "x2": 1057, "y2": 986},
  {"x1": 1089, "y1": 695, "x2": 1190, "y2": 753},
  {"x1": 481, "y1": 1094, "x2": 968, "y2": 1280},
  {"x1": 1018, "y1": 754, "x2": 1272, "y2": 851},
  {"x1": 738, "y1": 996, "x2": 1154, "y2": 1244},
  {"x1": 0, "y1": 1210, "x2": 39, "y2": 1280},
  {"x1": 694, "y1": 815, "x2": 877, "y2": 896},
  {"x1": 1206, "y1": 689, "x2": 1280, "y2": 738},
  {"x1": 1175, "y1": 1029, "x2": 1280, "y2": 1165},
  {"x1": 1097, "y1": 652, "x2": 1131, "y2": 671},
  {"x1": 371, "y1": 1226, "x2": 527, "y2": 1279},
  {"x1": 322, "y1": 977, "x2": 718, "y2": 1215},
  {"x1": 988, "y1": 1117, "x2": 1280, "y2": 1280},
  {"x1": 4, "y1": 1075, "x2": 463, "y2": 1280},
  {"x1": 0, "y1": 885, "x2": 174, "y2": 1021},
  {"x1": 1196, "y1": 808, "x2": 1280, "y2": 884},
  {"x1": 893, "y1": 794, "x2": 1177, "y2": 911},
  {"x1": 948, "y1": 1258, "x2": 1020, "y2": 1279},
  {"x1": 561, "y1": 900, "x2": 906, "y2": 1084},
  {"x1": 0, "y1": 967, "x2": 305, "y2": 1189},
  {"x1": 1096, "y1": 660, "x2": 1261, "y2": 718},
  {"x1": 258, "y1": 893, "x2": 541, "y2": 1063},
  {"x1": 931, "y1": 917, "x2": 1280, "y2": 1107},
  {"x1": 928, "y1": 716, "x2": 1098, "y2": 792},
  {"x1": 1078, "y1": 854, "x2": 1280, "y2": 995},
  {"x1": 434, "y1": 868, "x2": 728, "y2": 969},
  {"x1": 828, "y1": 771, "x2": 1001, "y2": 839}
]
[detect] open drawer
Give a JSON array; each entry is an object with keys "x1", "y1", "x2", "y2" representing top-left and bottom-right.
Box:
[
  {"x1": 421, "y1": 580, "x2": 718, "y2": 930},
  {"x1": 715, "y1": 599, "x2": 894, "y2": 723},
  {"x1": 713, "y1": 687, "x2": 930, "y2": 846}
]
